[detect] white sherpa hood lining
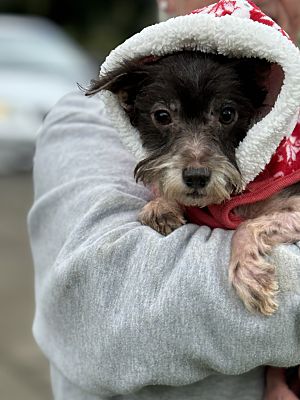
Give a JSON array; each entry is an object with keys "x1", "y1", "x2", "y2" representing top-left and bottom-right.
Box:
[{"x1": 99, "y1": 13, "x2": 300, "y2": 186}]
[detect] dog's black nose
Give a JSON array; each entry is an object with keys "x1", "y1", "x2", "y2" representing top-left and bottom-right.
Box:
[{"x1": 182, "y1": 167, "x2": 211, "y2": 189}]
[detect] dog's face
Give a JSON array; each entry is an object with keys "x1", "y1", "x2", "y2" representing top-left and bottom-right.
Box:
[{"x1": 87, "y1": 52, "x2": 269, "y2": 206}]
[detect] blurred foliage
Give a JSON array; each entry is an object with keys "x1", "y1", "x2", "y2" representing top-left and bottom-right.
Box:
[{"x1": 0, "y1": 0, "x2": 156, "y2": 60}]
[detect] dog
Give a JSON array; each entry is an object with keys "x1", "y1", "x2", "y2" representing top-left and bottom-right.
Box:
[{"x1": 86, "y1": 51, "x2": 300, "y2": 317}]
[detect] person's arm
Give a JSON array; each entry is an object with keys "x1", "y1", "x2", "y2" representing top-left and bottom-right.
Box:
[{"x1": 28, "y1": 90, "x2": 300, "y2": 397}]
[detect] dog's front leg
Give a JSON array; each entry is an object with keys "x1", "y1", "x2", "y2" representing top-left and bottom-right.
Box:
[
  {"x1": 229, "y1": 210, "x2": 300, "y2": 315},
  {"x1": 138, "y1": 197, "x2": 186, "y2": 236}
]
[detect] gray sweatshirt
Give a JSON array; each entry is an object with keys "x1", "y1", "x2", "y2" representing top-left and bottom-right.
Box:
[{"x1": 28, "y1": 90, "x2": 300, "y2": 400}]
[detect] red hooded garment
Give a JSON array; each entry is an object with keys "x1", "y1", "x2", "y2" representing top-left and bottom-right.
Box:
[{"x1": 99, "y1": 0, "x2": 300, "y2": 231}]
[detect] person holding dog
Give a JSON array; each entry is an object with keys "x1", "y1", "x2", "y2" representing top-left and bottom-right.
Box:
[{"x1": 28, "y1": 1, "x2": 300, "y2": 399}]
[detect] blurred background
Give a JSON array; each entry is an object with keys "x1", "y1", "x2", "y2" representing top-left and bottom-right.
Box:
[{"x1": 0, "y1": 1, "x2": 155, "y2": 398}]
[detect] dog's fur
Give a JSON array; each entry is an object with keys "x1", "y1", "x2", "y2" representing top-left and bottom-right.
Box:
[{"x1": 86, "y1": 51, "x2": 300, "y2": 316}]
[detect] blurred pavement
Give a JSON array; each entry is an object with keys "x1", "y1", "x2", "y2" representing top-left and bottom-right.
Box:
[{"x1": 0, "y1": 174, "x2": 52, "y2": 400}]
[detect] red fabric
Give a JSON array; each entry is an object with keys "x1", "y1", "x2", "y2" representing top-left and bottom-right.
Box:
[
  {"x1": 192, "y1": 0, "x2": 290, "y2": 39},
  {"x1": 186, "y1": 121, "x2": 300, "y2": 230}
]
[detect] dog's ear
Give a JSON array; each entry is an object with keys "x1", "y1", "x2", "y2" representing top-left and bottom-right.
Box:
[
  {"x1": 232, "y1": 58, "x2": 271, "y2": 108},
  {"x1": 85, "y1": 69, "x2": 149, "y2": 113}
]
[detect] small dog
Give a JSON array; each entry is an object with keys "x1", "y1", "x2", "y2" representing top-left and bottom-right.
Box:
[{"x1": 86, "y1": 51, "x2": 300, "y2": 316}]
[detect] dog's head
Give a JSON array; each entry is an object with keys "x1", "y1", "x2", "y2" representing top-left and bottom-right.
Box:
[{"x1": 87, "y1": 51, "x2": 270, "y2": 206}]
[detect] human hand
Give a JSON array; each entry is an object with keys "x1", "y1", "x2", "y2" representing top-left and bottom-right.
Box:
[
  {"x1": 265, "y1": 367, "x2": 300, "y2": 400},
  {"x1": 265, "y1": 385, "x2": 299, "y2": 400}
]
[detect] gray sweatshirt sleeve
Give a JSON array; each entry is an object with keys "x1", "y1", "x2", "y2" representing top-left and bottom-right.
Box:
[{"x1": 28, "y1": 90, "x2": 300, "y2": 397}]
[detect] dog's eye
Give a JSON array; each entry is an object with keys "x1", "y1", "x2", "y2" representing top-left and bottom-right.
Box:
[
  {"x1": 153, "y1": 110, "x2": 172, "y2": 125},
  {"x1": 219, "y1": 106, "x2": 236, "y2": 125}
]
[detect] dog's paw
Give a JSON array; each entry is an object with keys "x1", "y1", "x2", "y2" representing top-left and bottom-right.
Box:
[
  {"x1": 229, "y1": 227, "x2": 279, "y2": 315},
  {"x1": 138, "y1": 198, "x2": 186, "y2": 236},
  {"x1": 229, "y1": 255, "x2": 279, "y2": 315}
]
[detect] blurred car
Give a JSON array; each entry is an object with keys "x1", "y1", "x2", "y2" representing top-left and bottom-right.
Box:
[{"x1": 0, "y1": 14, "x2": 97, "y2": 173}]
